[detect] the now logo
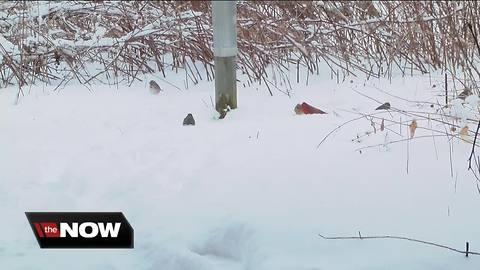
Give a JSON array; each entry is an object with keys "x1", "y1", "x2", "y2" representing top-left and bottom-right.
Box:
[
  {"x1": 26, "y1": 212, "x2": 134, "y2": 248},
  {"x1": 33, "y1": 222, "x2": 121, "y2": 238}
]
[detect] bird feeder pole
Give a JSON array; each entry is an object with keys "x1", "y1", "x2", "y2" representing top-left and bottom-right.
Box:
[{"x1": 212, "y1": 0, "x2": 237, "y2": 115}]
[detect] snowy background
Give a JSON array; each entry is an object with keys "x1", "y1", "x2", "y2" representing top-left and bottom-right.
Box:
[{"x1": 1, "y1": 63, "x2": 480, "y2": 269}]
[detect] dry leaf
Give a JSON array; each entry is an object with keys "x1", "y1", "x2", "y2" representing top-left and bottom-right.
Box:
[
  {"x1": 460, "y1": 125, "x2": 470, "y2": 142},
  {"x1": 409, "y1": 120, "x2": 417, "y2": 138},
  {"x1": 380, "y1": 119, "x2": 385, "y2": 131}
]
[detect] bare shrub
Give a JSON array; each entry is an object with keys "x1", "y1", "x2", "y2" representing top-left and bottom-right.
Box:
[{"x1": 0, "y1": 1, "x2": 479, "y2": 94}]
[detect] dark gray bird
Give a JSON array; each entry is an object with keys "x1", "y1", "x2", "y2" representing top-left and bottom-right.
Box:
[
  {"x1": 149, "y1": 80, "x2": 162, "y2": 94},
  {"x1": 375, "y1": 102, "x2": 391, "y2": 110},
  {"x1": 183, "y1": 113, "x2": 195, "y2": 126},
  {"x1": 458, "y1": 88, "x2": 472, "y2": 100}
]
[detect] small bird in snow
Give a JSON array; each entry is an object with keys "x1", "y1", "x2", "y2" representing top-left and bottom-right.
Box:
[
  {"x1": 294, "y1": 102, "x2": 327, "y2": 115},
  {"x1": 375, "y1": 102, "x2": 391, "y2": 110},
  {"x1": 183, "y1": 113, "x2": 195, "y2": 126},
  {"x1": 458, "y1": 88, "x2": 472, "y2": 100},
  {"x1": 149, "y1": 80, "x2": 162, "y2": 94}
]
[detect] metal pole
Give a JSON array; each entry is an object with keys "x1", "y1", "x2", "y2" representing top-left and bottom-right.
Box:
[{"x1": 212, "y1": 1, "x2": 237, "y2": 117}]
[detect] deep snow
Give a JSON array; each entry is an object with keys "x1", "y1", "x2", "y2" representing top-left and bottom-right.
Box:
[{"x1": 1, "y1": 67, "x2": 480, "y2": 270}]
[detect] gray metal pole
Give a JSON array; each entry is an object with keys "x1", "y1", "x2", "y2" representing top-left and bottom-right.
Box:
[{"x1": 212, "y1": 1, "x2": 237, "y2": 118}]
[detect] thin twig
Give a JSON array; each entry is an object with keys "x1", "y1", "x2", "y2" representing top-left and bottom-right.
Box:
[
  {"x1": 467, "y1": 23, "x2": 480, "y2": 172},
  {"x1": 318, "y1": 233, "x2": 480, "y2": 256}
]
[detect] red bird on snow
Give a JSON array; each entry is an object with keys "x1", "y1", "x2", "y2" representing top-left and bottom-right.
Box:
[{"x1": 294, "y1": 102, "x2": 327, "y2": 115}]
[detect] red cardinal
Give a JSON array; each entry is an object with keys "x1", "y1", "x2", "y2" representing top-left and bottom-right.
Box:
[{"x1": 294, "y1": 102, "x2": 327, "y2": 115}]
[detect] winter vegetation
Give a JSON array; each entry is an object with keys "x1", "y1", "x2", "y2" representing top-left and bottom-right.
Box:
[
  {"x1": 1, "y1": 1, "x2": 480, "y2": 91},
  {"x1": 1, "y1": 1, "x2": 480, "y2": 269}
]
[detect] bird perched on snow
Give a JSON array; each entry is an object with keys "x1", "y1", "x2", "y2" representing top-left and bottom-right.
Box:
[
  {"x1": 375, "y1": 102, "x2": 391, "y2": 110},
  {"x1": 149, "y1": 80, "x2": 162, "y2": 94},
  {"x1": 294, "y1": 102, "x2": 327, "y2": 115},
  {"x1": 183, "y1": 113, "x2": 195, "y2": 126},
  {"x1": 458, "y1": 88, "x2": 472, "y2": 100}
]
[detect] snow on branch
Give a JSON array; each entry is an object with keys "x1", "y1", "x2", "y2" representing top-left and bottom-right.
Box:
[{"x1": 0, "y1": 1, "x2": 479, "y2": 91}]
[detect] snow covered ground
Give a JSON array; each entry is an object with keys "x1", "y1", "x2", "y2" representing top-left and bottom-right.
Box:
[{"x1": 1, "y1": 67, "x2": 480, "y2": 270}]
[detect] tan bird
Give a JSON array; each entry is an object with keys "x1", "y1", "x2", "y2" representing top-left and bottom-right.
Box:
[{"x1": 149, "y1": 80, "x2": 162, "y2": 94}]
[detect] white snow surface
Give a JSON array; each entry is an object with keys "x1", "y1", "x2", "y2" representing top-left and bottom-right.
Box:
[{"x1": 1, "y1": 68, "x2": 480, "y2": 270}]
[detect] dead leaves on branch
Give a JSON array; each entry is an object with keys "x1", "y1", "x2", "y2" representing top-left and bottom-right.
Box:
[
  {"x1": 460, "y1": 125, "x2": 471, "y2": 143},
  {"x1": 1, "y1": 1, "x2": 480, "y2": 90},
  {"x1": 409, "y1": 120, "x2": 418, "y2": 138}
]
